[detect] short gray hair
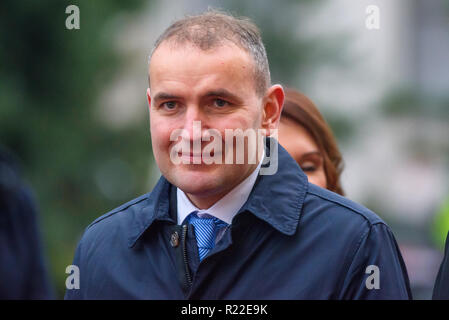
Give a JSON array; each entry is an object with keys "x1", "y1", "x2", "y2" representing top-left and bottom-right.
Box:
[{"x1": 148, "y1": 9, "x2": 271, "y2": 96}]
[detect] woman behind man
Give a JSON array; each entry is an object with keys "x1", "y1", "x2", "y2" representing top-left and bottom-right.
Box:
[{"x1": 278, "y1": 88, "x2": 345, "y2": 195}]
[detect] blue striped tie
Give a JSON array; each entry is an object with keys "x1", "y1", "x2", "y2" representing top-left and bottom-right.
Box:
[{"x1": 188, "y1": 212, "x2": 229, "y2": 262}]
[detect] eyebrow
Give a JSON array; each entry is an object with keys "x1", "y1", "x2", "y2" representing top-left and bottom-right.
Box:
[
  {"x1": 203, "y1": 89, "x2": 242, "y2": 103},
  {"x1": 152, "y1": 92, "x2": 182, "y2": 102},
  {"x1": 152, "y1": 89, "x2": 243, "y2": 104},
  {"x1": 299, "y1": 151, "x2": 322, "y2": 161}
]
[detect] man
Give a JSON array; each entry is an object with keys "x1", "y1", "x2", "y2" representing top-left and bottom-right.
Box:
[{"x1": 65, "y1": 10, "x2": 412, "y2": 299}]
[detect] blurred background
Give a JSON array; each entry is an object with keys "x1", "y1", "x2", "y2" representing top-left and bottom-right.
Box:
[{"x1": 1, "y1": 0, "x2": 448, "y2": 299}]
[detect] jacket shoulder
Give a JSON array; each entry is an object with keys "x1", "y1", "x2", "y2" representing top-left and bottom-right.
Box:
[
  {"x1": 75, "y1": 193, "x2": 152, "y2": 258},
  {"x1": 306, "y1": 183, "x2": 384, "y2": 227},
  {"x1": 86, "y1": 193, "x2": 150, "y2": 230}
]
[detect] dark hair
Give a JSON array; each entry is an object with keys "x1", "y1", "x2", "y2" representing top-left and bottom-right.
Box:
[
  {"x1": 149, "y1": 9, "x2": 270, "y2": 96},
  {"x1": 281, "y1": 89, "x2": 345, "y2": 195}
]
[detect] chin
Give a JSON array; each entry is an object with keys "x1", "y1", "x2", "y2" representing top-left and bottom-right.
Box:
[
  {"x1": 165, "y1": 166, "x2": 224, "y2": 194},
  {"x1": 176, "y1": 179, "x2": 222, "y2": 198}
]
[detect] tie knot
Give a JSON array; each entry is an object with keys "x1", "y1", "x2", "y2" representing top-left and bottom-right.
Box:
[
  {"x1": 189, "y1": 212, "x2": 228, "y2": 229},
  {"x1": 188, "y1": 212, "x2": 228, "y2": 261}
]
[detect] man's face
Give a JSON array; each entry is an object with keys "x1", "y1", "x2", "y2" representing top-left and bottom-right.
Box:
[{"x1": 148, "y1": 42, "x2": 265, "y2": 206}]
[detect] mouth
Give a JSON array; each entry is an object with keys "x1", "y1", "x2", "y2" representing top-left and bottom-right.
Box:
[
  {"x1": 179, "y1": 152, "x2": 203, "y2": 160},
  {"x1": 178, "y1": 151, "x2": 221, "y2": 163}
]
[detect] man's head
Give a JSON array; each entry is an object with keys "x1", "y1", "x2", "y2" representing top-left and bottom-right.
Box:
[
  {"x1": 147, "y1": 10, "x2": 284, "y2": 209},
  {"x1": 149, "y1": 10, "x2": 271, "y2": 97}
]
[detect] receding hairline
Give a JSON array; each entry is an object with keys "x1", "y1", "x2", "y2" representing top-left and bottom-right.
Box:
[
  {"x1": 147, "y1": 10, "x2": 271, "y2": 97},
  {"x1": 149, "y1": 38, "x2": 255, "y2": 70},
  {"x1": 148, "y1": 38, "x2": 266, "y2": 97},
  {"x1": 148, "y1": 40, "x2": 261, "y2": 100},
  {"x1": 150, "y1": 37, "x2": 252, "y2": 58}
]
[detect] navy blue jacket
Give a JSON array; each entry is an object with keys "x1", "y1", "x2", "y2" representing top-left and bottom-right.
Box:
[{"x1": 65, "y1": 143, "x2": 412, "y2": 299}]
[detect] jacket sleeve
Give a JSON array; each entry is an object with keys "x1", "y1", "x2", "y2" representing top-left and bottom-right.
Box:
[{"x1": 339, "y1": 223, "x2": 412, "y2": 299}]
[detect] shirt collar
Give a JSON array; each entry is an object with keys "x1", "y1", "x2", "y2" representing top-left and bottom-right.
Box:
[
  {"x1": 128, "y1": 138, "x2": 308, "y2": 247},
  {"x1": 176, "y1": 153, "x2": 264, "y2": 225}
]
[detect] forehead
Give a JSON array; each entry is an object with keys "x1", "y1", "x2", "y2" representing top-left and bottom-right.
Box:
[
  {"x1": 149, "y1": 42, "x2": 256, "y2": 94},
  {"x1": 279, "y1": 118, "x2": 319, "y2": 152}
]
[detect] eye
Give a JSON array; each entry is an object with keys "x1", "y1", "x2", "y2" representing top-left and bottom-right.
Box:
[
  {"x1": 301, "y1": 165, "x2": 317, "y2": 172},
  {"x1": 300, "y1": 160, "x2": 318, "y2": 172},
  {"x1": 213, "y1": 99, "x2": 229, "y2": 108},
  {"x1": 161, "y1": 101, "x2": 177, "y2": 110},
  {"x1": 298, "y1": 152, "x2": 323, "y2": 173}
]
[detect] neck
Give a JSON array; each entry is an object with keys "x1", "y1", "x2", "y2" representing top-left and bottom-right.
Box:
[
  {"x1": 186, "y1": 162, "x2": 260, "y2": 209},
  {"x1": 185, "y1": 192, "x2": 227, "y2": 210}
]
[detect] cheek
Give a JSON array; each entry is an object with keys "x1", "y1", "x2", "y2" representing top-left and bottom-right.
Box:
[
  {"x1": 210, "y1": 118, "x2": 245, "y2": 139},
  {"x1": 217, "y1": 111, "x2": 261, "y2": 133},
  {"x1": 150, "y1": 120, "x2": 173, "y2": 151},
  {"x1": 307, "y1": 170, "x2": 328, "y2": 190}
]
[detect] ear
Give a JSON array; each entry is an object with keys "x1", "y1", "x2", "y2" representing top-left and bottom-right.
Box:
[
  {"x1": 261, "y1": 84, "x2": 284, "y2": 136},
  {"x1": 146, "y1": 88, "x2": 152, "y2": 110}
]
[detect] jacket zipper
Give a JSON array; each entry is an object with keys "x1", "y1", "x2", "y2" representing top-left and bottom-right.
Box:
[{"x1": 182, "y1": 224, "x2": 192, "y2": 287}]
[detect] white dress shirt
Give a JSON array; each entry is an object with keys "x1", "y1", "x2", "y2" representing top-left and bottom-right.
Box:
[{"x1": 177, "y1": 155, "x2": 264, "y2": 242}]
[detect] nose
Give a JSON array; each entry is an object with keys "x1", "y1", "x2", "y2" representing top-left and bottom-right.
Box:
[{"x1": 182, "y1": 105, "x2": 208, "y2": 143}]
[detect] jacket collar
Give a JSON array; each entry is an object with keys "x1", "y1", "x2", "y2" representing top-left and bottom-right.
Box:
[
  {"x1": 128, "y1": 177, "x2": 174, "y2": 247},
  {"x1": 128, "y1": 138, "x2": 308, "y2": 247},
  {"x1": 239, "y1": 139, "x2": 308, "y2": 235}
]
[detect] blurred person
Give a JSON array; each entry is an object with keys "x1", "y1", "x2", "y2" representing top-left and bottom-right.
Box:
[
  {"x1": 0, "y1": 147, "x2": 53, "y2": 299},
  {"x1": 278, "y1": 89, "x2": 344, "y2": 195},
  {"x1": 66, "y1": 10, "x2": 411, "y2": 299},
  {"x1": 433, "y1": 231, "x2": 449, "y2": 299}
]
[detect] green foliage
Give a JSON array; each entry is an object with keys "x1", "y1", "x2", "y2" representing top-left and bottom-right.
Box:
[
  {"x1": 381, "y1": 87, "x2": 449, "y2": 120},
  {"x1": 0, "y1": 0, "x2": 150, "y2": 297}
]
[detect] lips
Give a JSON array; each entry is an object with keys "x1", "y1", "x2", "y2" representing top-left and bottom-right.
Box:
[
  {"x1": 179, "y1": 152, "x2": 202, "y2": 157},
  {"x1": 177, "y1": 151, "x2": 222, "y2": 163},
  {"x1": 178, "y1": 152, "x2": 202, "y2": 162},
  {"x1": 178, "y1": 151, "x2": 218, "y2": 157}
]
